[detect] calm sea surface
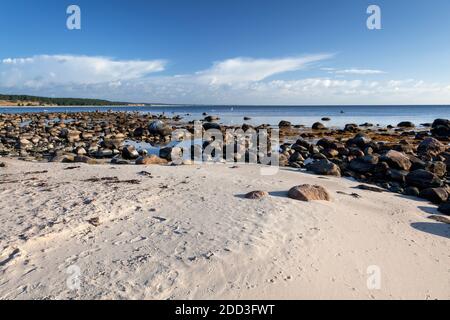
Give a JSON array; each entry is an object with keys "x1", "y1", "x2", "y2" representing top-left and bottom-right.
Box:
[{"x1": 1, "y1": 105, "x2": 449, "y2": 128}]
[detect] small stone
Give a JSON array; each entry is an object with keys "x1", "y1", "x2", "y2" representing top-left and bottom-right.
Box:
[
  {"x1": 245, "y1": 191, "x2": 269, "y2": 199},
  {"x1": 87, "y1": 217, "x2": 100, "y2": 227},
  {"x1": 288, "y1": 185, "x2": 331, "y2": 201}
]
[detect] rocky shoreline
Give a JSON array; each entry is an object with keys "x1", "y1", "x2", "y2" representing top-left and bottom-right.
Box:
[{"x1": 0, "y1": 111, "x2": 449, "y2": 214}]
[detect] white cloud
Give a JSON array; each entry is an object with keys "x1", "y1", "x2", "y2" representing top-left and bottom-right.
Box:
[
  {"x1": 196, "y1": 54, "x2": 333, "y2": 85},
  {"x1": 0, "y1": 55, "x2": 166, "y2": 89},
  {"x1": 1, "y1": 54, "x2": 450, "y2": 105},
  {"x1": 335, "y1": 68, "x2": 385, "y2": 75}
]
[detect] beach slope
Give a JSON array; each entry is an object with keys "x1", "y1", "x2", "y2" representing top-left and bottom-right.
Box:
[{"x1": 0, "y1": 159, "x2": 448, "y2": 299}]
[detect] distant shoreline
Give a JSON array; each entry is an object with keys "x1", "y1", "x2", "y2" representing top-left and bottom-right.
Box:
[{"x1": 1, "y1": 104, "x2": 450, "y2": 108}]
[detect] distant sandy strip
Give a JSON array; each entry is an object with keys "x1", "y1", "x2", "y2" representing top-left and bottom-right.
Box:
[{"x1": 0, "y1": 158, "x2": 448, "y2": 299}]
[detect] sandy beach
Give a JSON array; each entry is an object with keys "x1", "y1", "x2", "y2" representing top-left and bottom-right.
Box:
[{"x1": 0, "y1": 158, "x2": 448, "y2": 300}]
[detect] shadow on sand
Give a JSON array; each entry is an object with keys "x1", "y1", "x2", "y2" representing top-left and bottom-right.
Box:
[{"x1": 410, "y1": 222, "x2": 450, "y2": 239}]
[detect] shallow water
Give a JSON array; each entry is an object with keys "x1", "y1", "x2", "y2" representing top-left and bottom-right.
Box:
[{"x1": 1, "y1": 105, "x2": 449, "y2": 128}]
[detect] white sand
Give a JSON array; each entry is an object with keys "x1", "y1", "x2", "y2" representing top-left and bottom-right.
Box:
[{"x1": 0, "y1": 158, "x2": 448, "y2": 300}]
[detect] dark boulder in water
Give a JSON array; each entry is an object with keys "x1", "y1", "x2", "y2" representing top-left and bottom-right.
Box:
[
  {"x1": 312, "y1": 122, "x2": 326, "y2": 130},
  {"x1": 278, "y1": 120, "x2": 292, "y2": 128},
  {"x1": 397, "y1": 121, "x2": 415, "y2": 128},
  {"x1": 431, "y1": 118, "x2": 450, "y2": 138}
]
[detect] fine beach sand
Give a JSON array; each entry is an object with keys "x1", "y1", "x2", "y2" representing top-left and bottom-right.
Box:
[{"x1": 0, "y1": 158, "x2": 448, "y2": 300}]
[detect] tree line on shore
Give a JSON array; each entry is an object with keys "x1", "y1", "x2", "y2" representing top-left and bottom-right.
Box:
[{"x1": 0, "y1": 94, "x2": 129, "y2": 106}]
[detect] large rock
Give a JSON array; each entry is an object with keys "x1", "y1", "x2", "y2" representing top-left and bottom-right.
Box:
[
  {"x1": 288, "y1": 185, "x2": 331, "y2": 201},
  {"x1": 348, "y1": 155, "x2": 379, "y2": 173},
  {"x1": 406, "y1": 169, "x2": 443, "y2": 189},
  {"x1": 381, "y1": 150, "x2": 412, "y2": 171},
  {"x1": 431, "y1": 119, "x2": 450, "y2": 138},
  {"x1": 419, "y1": 188, "x2": 448, "y2": 204},
  {"x1": 347, "y1": 134, "x2": 371, "y2": 148},
  {"x1": 305, "y1": 159, "x2": 341, "y2": 177},
  {"x1": 397, "y1": 121, "x2": 415, "y2": 128},
  {"x1": 426, "y1": 161, "x2": 447, "y2": 178},
  {"x1": 148, "y1": 120, "x2": 172, "y2": 136},
  {"x1": 312, "y1": 122, "x2": 326, "y2": 130},
  {"x1": 203, "y1": 122, "x2": 222, "y2": 131},
  {"x1": 418, "y1": 138, "x2": 446, "y2": 157},
  {"x1": 135, "y1": 155, "x2": 168, "y2": 165},
  {"x1": 204, "y1": 115, "x2": 220, "y2": 122},
  {"x1": 278, "y1": 120, "x2": 292, "y2": 128},
  {"x1": 122, "y1": 145, "x2": 139, "y2": 160}
]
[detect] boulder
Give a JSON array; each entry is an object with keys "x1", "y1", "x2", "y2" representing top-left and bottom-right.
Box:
[
  {"x1": 426, "y1": 161, "x2": 447, "y2": 178},
  {"x1": 397, "y1": 121, "x2": 415, "y2": 128},
  {"x1": 404, "y1": 186, "x2": 420, "y2": 197},
  {"x1": 149, "y1": 120, "x2": 172, "y2": 136},
  {"x1": 418, "y1": 138, "x2": 446, "y2": 157},
  {"x1": 431, "y1": 119, "x2": 450, "y2": 138},
  {"x1": 381, "y1": 150, "x2": 412, "y2": 171},
  {"x1": 122, "y1": 145, "x2": 139, "y2": 160},
  {"x1": 344, "y1": 123, "x2": 359, "y2": 132},
  {"x1": 348, "y1": 155, "x2": 379, "y2": 173},
  {"x1": 278, "y1": 120, "x2": 292, "y2": 128},
  {"x1": 406, "y1": 169, "x2": 443, "y2": 189},
  {"x1": 204, "y1": 115, "x2": 220, "y2": 122},
  {"x1": 305, "y1": 159, "x2": 341, "y2": 177},
  {"x1": 312, "y1": 122, "x2": 326, "y2": 130},
  {"x1": 203, "y1": 122, "x2": 222, "y2": 131},
  {"x1": 245, "y1": 191, "x2": 269, "y2": 199},
  {"x1": 288, "y1": 184, "x2": 331, "y2": 201},
  {"x1": 419, "y1": 188, "x2": 449, "y2": 204},
  {"x1": 347, "y1": 134, "x2": 371, "y2": 148}
]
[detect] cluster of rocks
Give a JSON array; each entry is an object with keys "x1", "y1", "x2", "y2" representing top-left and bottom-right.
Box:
[
  {"x1": 0, "y1": 112, "x2": 182, "y2": 162},
  {"x1": 245, "y1": 184, "x2": 330, "y2": 202},
  {"x1": 279, "y1": 119, "x2": 450, "y2": 215}
]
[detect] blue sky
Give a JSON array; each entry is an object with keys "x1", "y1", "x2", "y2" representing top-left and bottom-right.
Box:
[{"x1": 1, "y1": 0, "x2": 450, "y2": 104}]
